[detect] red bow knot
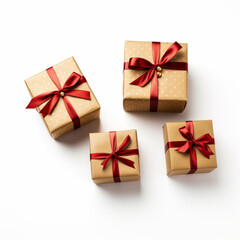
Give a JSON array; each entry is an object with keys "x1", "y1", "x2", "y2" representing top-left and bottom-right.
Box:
[
  {"x1": 128, "y1": 42, "x2": 186, "y2": 87},
  {"x1": 90, "y1": 131, "x2": 139, "y2": 182},
  {"x1": 165, "y1": 121, "x2": 215, "y2": 174},
  {"x1": 176, "y1": 124, "x2": 215, "y2": 159},
  {"x1": 26, "y1": 67, "x2": 91, "y2": 129}
]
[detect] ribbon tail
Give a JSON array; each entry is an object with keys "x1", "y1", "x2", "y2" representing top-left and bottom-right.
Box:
[
  {"x1": 196, "y1": 143, "x2": 214, "y2": 159},
  {"x1": 40, "y1": 94, "x2": 59, "y2": 117},
  {"x1": 117, "y1": 149, "x2": 139, "y2": 156},
  {"x1": 26, "y1": 91, "x2": 57, "y2": 109},
  {"x1": 115, "y1": 156, "x2": 135, "y2": 169},
  {"x1": 195, "y1": 133, "x2": 215, "y2": 158},
  {"x1": 101, "y1": 155, "x2": 112, "y2": 170},
  {"x1": 115, "y1": 135, "x2": 131, "y2": 153},
  {"x1": 130, "y1": 68, "x2": 155, "y2": 87}
]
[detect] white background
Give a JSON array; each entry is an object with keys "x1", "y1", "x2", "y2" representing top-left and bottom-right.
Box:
[{"x1": 0, "y1": 0, "x2": 239, "y2": 239}]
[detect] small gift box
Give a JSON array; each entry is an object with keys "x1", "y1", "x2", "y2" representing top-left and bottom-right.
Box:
[
  {"x1": 89, "y1": 129, "x2": 140, "y2": 184},
  {"x1": 123, "y1": 40, "x2": 188, "y2": 112},
  {"x1": 163, "y1": 120, "x2": 217, "y2": 176},
  {"x1": 25, "y1": 57, "x2": 100, "y2": 139}
]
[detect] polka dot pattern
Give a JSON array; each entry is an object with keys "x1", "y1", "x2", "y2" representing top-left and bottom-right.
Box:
[
  {"x1": 25, "y1": 57, "x2": 101, "y2": 139},
  {"x1": 123, "y1": 41, "x2": 188, "y2": 112}
]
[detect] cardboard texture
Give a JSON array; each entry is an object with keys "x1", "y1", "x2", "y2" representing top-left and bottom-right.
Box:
[
  {"x1": 89, "y1": 129, "x2": 140, "y2": 184},
  {"x1": 123, "y1": 40, "x2": 188, "y2": 112},
  {"x1": 163, "y1": 120, "x2": 217, "y2": 176},
  {"x1": 25, "y1": 57, "x2": 100, "y2": 139}
]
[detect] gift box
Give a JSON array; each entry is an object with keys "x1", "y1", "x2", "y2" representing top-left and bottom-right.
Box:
[
  {"x1": 25, "y1": 57, "x2": 100, "y2": 139},
  {"x1": 163, "y1": 120, "x2": 217, "y2": 176},
  {"x1": 123, "y1": 40, "x2": 188, "y2": 112},
  {"x1": 89, "y1": 129, "x2": 140, "y2": 184}
]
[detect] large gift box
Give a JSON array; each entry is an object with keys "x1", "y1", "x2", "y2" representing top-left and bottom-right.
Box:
[
  {"x1": 89, "y1": 129, "x2": 140, "y2": 184},
  {"x1": 25, "y1": 57, "x2": 100, "y2": 139},
  {"x1": 163, "y1": 120, "x2": 217, "y2": 176},
  {"x1": 123, "y1": 40, "x2": 188, "y2": 112}
]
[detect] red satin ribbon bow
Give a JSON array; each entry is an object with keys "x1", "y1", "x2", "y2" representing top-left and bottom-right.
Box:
[
  {"x1": 124, "y1": 42, "x2": 188, "y2": 112},
  {"x1": 26, "y1": 67, "x2": 91, "y2": 129},
  {"x1": 165, "y1": 121, "x2": 215, "y2": 174},
  {"x1": 90, "y1": 131, "x2": 139, "y2": 182}
]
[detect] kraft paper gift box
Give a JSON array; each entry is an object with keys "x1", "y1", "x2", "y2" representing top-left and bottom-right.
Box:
[
  {"x1": 163, "y1": 120, "x2": 217, "y2": 176},
  {"x1": 25, "y1": 57, "x2": 100, "y2": 139},
  {"x1": 123, "y1": 40, "x2": 188, "y2": 112},
  {"x1": 89, "y1": 129, "x2": 140, "y2": 184}
]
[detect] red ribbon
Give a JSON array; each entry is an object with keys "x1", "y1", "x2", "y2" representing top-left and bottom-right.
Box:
[
  {"x1": 26, "y1": 67, "x2": 91, "y2": 129},
  {"x1": 124, "y1": 42, "x2": 188, "y2": 112},
  {"x1": 90, "y1": 131, "x2": 139, "y2": 182},
  {"x1": 165, "y1": 121, "x2": 215, "y2": 174}
]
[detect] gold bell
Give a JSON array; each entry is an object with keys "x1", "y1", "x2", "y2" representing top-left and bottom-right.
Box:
[
  {"x1": 157, "y1": 72, "x2": 162, "y2": 78},
  {"x1": 60, "y1": 91, "x2": 65, "y2": 97},
  {"x1": 156, "y1": 66, "x2": 162, "y2": 72}
]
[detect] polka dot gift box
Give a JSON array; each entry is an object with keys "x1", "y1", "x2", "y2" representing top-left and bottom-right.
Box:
[
  {"x1": 25, "y1": 57, "x2": 100, "y2": 139},
  {"x1": 123, "y1": 41, "x2": 188, "y2": 112}
]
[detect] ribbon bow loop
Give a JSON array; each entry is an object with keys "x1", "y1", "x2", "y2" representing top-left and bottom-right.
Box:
[
  {"x1": 62, "y1": 72, "x2": 85, "y2": 91},
  {"x1": 159, "y1": 41, "x2": 182, "y2": 66},
  {"x1": 196, "y1": 133, "x2": 215, "y2": 144},
  {"x1": 128, "y1": 58, "x2": 154, "y2": 70}
]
